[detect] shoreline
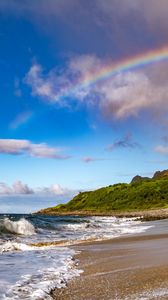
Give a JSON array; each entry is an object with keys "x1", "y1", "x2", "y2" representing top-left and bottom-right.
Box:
[
  {"x1": 36, "y1": 207, "x2": 168, "y2": 221},
  {"x1": 52, "y1": 223, "x2": 168, "y2": 300}
]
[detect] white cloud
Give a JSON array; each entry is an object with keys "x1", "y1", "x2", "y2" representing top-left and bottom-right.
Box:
[
  {"x1": 0, "y1": 181, "x2": 33, "y2": 195},
  {"x1": 88, "y1": 64, "x2": 168, "y2": 120},
  {"x1": 25, "y1": 63, "x2": 75, "y2": 103},
  {"x1": 0, "y1": 139, "x2": 29, "y2": 155},
  {"x1": 48, "y1": 184, "x2": 68, "y2": 195},
  {"x1": 25, "y1": 56, "x2": 168, "y2": 121},
  {"x1": 155, "y1": 145, "x2": 168, "y2": 155},
  {"x1": 69, "y1": 55, "x2": 103, "y2": 79},
  {"x1": 98, "y1": 72, "x2": 153, "y2": 119},
  {"x1": 39, "y1": 184, "x2": 73, "y2": 196},
  {"x1": 24, "y1": 55, "x2": 107, "y2": 103},
  {"x1": 0, "y1": 181, "x2": 76, "y2": 197},
  {"x1": 0, "y1": 183, "x2": 12, "y2": 195},
  {"x1": 29, "y1": 143, "x2": 60, "y2": 159},
  {"x1": 25, "y1": 64, "x2": 56, "y2": 101},
  {"x1": 0, "y1": 139, "x2": 69, "y2": 159},
  {"x1": 13, "y1": 181, "x2": 33, "y2": 194}
]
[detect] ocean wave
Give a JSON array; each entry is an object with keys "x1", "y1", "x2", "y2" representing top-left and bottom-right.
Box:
[
  {"x1": 0, "y1": 214, "x2": 153, "y2": 300},
  {"x1": 63, "y1": 223, "x2": 92, "y2": 230},
  {"x1": 2, "y1": 218, "x2": 35, "y2": 236},
  {"x1": 61, "y1": 216, "x2": 143, "y2": 233}
]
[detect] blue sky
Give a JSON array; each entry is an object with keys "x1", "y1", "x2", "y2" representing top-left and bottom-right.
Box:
[{"x1": 0, "y1": 0, "x2": 168, "y2": 213}]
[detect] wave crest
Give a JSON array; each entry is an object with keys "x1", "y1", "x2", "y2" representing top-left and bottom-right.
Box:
[{"x1": 3, "y1": 218, "x2": 35, "y2": 235}]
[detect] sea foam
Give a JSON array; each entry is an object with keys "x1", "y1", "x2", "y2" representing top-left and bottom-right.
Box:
[
  {"x1": 0, "y1": 241, "x2": 34, "y2": 253},
  {"x1": 2, "y1": 247, "x2": 82, "y2": 300}
]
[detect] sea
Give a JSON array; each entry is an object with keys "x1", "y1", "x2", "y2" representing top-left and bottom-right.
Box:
[{"x1": 0, "y1": 214, "x2": 153, "y2": 300}]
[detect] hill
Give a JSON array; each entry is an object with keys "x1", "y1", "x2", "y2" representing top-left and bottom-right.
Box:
[{"x1": 36, "y1": 170, "x2": 168, "y2": 216}]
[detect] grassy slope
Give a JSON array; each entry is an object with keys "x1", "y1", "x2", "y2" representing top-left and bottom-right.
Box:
[{"x1": 37, "y1": 176, "x2": 168, "y2": 215}]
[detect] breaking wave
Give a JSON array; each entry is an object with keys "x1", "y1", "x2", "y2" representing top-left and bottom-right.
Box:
[{"x1": 3, "y1": 218, "x2": 35, "y2": 235}]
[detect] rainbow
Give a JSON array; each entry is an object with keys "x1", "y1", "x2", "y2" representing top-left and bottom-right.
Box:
[{"x1": 58, "y1": 45, "x2": 168, "y2": 99}]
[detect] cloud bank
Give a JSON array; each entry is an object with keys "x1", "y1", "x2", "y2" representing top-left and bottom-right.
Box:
[
  {"x1": 1, "y1": 0, "x2": 168, "y2": 54},
  {"x1": 0, "y1": 181, "x2": 76, "y2": 197},
  {"x1": 0, "y1": 181, "x2": 33, "y2": 195},
  {"x1": 0, "y1": 139, "x2": 69, "y2": 159}
]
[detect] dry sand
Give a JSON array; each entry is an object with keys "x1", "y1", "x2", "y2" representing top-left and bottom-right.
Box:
[{"x1": 52, "y1": 232, "x2": 168, "y2": 300}]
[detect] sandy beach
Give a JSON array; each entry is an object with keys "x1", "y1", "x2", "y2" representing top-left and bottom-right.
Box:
[{"x1": 52, "y1": 222, "x2": 168, "y2": 300}]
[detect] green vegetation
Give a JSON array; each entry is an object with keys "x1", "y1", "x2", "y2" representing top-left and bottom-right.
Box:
[{"x1": 37, "y1": 170, "x2": 168, "y2": 215}]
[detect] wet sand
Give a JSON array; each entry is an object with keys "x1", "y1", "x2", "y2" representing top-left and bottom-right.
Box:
[{"x1": 52, "y1": 230, "x2": 168, "y2": 299}]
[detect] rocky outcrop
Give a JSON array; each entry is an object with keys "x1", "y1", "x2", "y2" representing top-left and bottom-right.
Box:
[
  {"x1": 131, "y1": 169, "x2": 168, "y2": 183},
  {"x1": 131, "y1": 175, "x2": 149, "y2": 184},
  {"x1": 153, "y1": 169, "x2": 168, "y2": 179}
]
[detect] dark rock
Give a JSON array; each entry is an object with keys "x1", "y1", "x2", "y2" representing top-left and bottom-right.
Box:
[
  {"x1": 153, "y1": 169, "x2": 168, "y2": 179},
  {"x1": 131, "y1": 175, "x2": 149, "y2": 184}
]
